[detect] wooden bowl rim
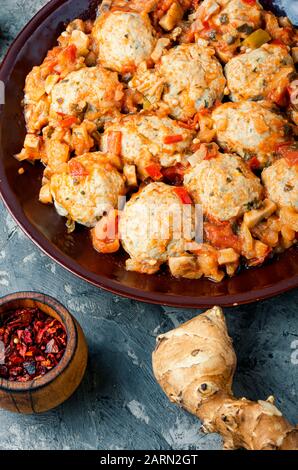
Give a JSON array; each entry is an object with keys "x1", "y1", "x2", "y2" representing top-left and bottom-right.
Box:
[{"x1": 0, "y1": 292, "x2": 77, "y2": 392}]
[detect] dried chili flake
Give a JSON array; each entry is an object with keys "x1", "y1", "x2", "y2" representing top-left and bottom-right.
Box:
[{"x1": 0, "y1": 308, "x2": 67, "y2": 382}]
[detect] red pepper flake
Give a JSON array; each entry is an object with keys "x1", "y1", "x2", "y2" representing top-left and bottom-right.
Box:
[
  {"x1": 173, "y1": 187, "x2": 193, "y2": 204},
  {"x1": 0, "y1": 308, "x2": 67, "y2": 382},
  {"x1": 164, "y1": 135, "x2": 184, "y2": 145}
]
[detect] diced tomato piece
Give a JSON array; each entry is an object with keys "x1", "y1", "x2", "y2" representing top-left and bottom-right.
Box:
[
  {"x1": 242, "y1": 0, "x2": 256, "y2": 5},
  {"x1": 161, "y1": 163, "x2": 185, "y2": 185},
  {"x1": 64, "y1": 44, "x2": 77, "y2": 63},
  {"x1": 69, "y1": 160, "x2": 89, "y2": 177},
  {"x1": 173, "y1": 187, "x2": 193, "y2": 204},
  {"x1": 145, "y1": 163, "x2": 163, "y2": 181},
  {"x1": 248, "y1": 156, "x2": 260, "y2": 170},
  {"x1": 107, "y1": 131, "x2": 122, "y2": 156},
  {"x1": 204, "y1": 221, "x2": 241, "y2": 252},
  {"x1": 59, "y1": 116, "x2": 77, "y2": 128},
  {"x1": 164, "y1": 135, "x2": 184, "y2": 144}
]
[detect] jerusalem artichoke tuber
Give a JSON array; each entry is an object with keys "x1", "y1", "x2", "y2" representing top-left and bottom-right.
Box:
[{"x1": 152, "y1": 306, "x2": 298, "y2": 450}]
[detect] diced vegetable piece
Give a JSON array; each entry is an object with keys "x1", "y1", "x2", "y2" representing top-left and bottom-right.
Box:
[
  {"x1": 24, "y1": 134, "x2": 41, "y2": 150},
  {"x1": 59, "y1": 115, "x2": 78, "y2": 128},
  {"x1": 69, "y1": 30, "x2": 90, "y2": 56},
  {"x1": 164, "y1": 134, "x2": 183, "y2": 144},
  {"x1": 159, "y1": 1, "x2": 183, "y2": 32},
  {"x1": 292, "y1": 47, "x2": 298, "y2": 63},
  {"x1": 39, "y1": 183, "x2": 53, "y2": 204},
  {"x1": 107, "y1": 131, "x2": 122, "y2": 156},
  {"x1": 143, "y1": 97, "x2": 152, "y2": 110},
  {"x1": 243, "y1": 199, "x2": 277, "y2": 229},
  {"x1": 218, "y1": 248, "x2": 239, "y2": 265},
  {"x1": 243, "y1": 29, "x2": 271, "y2": 49},
  {"x1": 145, "y1": 163, "x2": 163, "y2": 181},
  {"x1": 173, "y1": 187, "x2": 193, "y2": 204},
  {"x1": 242, "y1": 0, "x2": 256, "y2": 4},
  {"x1": 123, "y1": 164, "x2": 138, "y2": 186},
  {"x1": 69, "y1": 159, "x2": 89, "y2": 177}
]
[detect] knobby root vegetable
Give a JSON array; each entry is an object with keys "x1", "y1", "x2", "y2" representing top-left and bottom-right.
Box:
[{"x1": 152, "y1": 306, "x2": 298, "y2": 450}]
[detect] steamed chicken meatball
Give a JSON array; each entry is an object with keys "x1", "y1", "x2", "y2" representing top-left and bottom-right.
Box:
[
  {"x1": 101, "y1": 113, "x2": 195, "y2": 177},
  {"x1": 50, "y1": 152, "x2": 125, "y2": 227},
  {"x1": 262, "y1": 158, "x2": 298, "y2": 210},
  {"x1": 120, "y1": 182, "x2": 195, "y2": 273},
  {"x1": 92, "y1": 11, "x2": 156, "y2": 73},
  {"x1": 225, "y1": 44, "x2": 295, "y2": 104},
  {"x1": 194, "y1": 0, "x2": 262, "y2": 62},
  {"x1": 157, "y1": 44, "x2": 226, "y2": 121},
  {"x1": 50, "y1": 66, "x2": 123, "y2": 123},
  {"x1": 212, "y1": 101, "x2": 292, "y2": 167},
  {"x1": 184, "y1": 153, "x2": 263, "y2": 221}
]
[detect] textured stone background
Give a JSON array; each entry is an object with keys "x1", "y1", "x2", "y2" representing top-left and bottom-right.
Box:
[{"x1": 0, "y1": 0, "x2": 297, "y2": 451}]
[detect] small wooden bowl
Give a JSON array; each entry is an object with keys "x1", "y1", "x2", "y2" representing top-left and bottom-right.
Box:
[{"x1": 0, "y1": 292, "x2": 88, "y2": 414}]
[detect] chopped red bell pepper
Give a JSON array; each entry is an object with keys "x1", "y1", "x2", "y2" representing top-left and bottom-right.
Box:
[
  {"x1": 59, "y1": 115, "x2": 77, "y2": 128},
  {"x1": 107, "y1": 131, "x2": 122, "y2": 156},
  {"x1": 173, "y1": 187, "x2": 193, "y2": 204},
  {"x1": 164, "y1": 135, "x2": 184, "y2": 144},
  {"x1": 242, "y1": 0, "x2": 256, "y2": 5},
  {"x1": 145, "y1": 163, "x2": 163, "y2": 181},
  {"x1": 69, "y1": 160, "x2": 89, "y2": 177}
]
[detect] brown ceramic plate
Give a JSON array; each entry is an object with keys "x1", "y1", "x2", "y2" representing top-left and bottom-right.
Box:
[{"x1": 0, "y1": 0, "x2": 298, "y2": 308}]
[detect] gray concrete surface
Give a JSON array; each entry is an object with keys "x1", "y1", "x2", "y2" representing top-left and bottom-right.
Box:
[{"x1": 0, "y1": 0, "x2": 297, "y2": 450}]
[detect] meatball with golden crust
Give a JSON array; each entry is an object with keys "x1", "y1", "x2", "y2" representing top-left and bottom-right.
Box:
[
  {"x1": 92, "y1": 10, "x2": 156, "y2": 73},
  {"x1": 50, "y1": 66, "x2": 123, "y2": 124},
  {"x1": 157, "y1": 43, "x2": 226, "y2": 121},
  {"x1": 212, "y1": 101, "x2": 293, "y2": 167},
  {"x1": 184, "y1": 153, "x2": 263, "y2": 221},
  {"x1": 193, "y1": 0, "x2": 263, "y2": 62},
  {"x1": 225, "y1": 44, "x2": 295, "y2": 105},
  {"x1": 50, "y1": 152, "x2": 126, "y2": 227},
  {"x1": 262, "y1": 158, "x2": 298, "y2": 210},
  {"x1": 120, "y1": 182, "x2": 195, "y2": 273},
  {"x1": 101, "y1": 112, "x2": 195, "y2": 178}
]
